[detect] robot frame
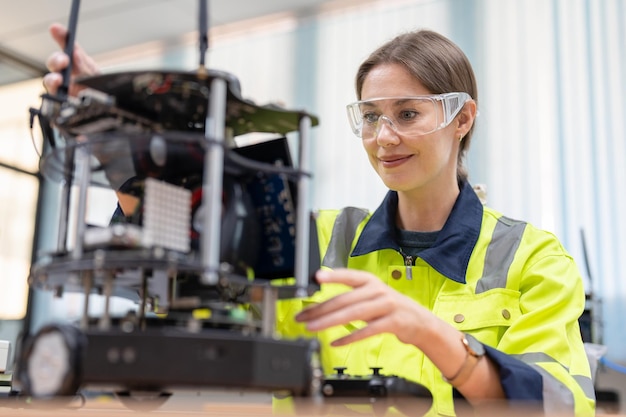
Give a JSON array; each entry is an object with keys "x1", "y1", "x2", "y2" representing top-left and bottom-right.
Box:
[
  {"x1": 17, "y1": 0, "x2": 322, "y2": 402},
  {"x1": 11, "y1": 1, "x2": 433, "y2": 414}
]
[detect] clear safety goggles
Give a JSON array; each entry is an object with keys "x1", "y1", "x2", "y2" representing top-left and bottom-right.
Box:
[{"x1": 346, "y1": 92, "x2": 471, "y2": 139}]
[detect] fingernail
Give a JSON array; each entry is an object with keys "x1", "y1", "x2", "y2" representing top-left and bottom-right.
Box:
[
  {"x1": 316, "y1": 270, "x2": 329, "y2": 280},
  {"x1": 305, "y1": 321, "x2": 320, "y2": 331},
  {"x1": 53, "y1": 54, "x2": 63, "y2": 66}
]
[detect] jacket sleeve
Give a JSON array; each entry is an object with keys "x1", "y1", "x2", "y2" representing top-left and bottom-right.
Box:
[
  {"x1": 483, "y1": 344, "x2": 544, "y2": 401},
  {"x1": 497, "y1": 227, "x2": 596, "y2": 416}
]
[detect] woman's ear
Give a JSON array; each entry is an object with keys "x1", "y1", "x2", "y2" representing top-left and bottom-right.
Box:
[{"x1": 455, "y1": 100, "x2": 477, "y2": 138}]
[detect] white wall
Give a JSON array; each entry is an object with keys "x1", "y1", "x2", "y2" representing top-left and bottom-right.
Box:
[{"x1": 207, "y1": 0, "x2": 626, "y2": 361}]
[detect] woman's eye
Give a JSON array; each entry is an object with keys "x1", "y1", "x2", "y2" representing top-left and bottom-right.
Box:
[
  {"x1": 398, "y1": 110, "x2": 417, "y2": 121},
  {"x1": 362, "y1": 112, "x2": 380, "y2": 124}
]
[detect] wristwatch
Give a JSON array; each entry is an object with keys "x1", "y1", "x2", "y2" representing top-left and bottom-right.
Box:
[{"x1": 443, "y1": 333, "x2": 485, "y2": 387}]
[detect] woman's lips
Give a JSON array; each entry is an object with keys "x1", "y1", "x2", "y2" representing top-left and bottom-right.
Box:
[{"x1": 379, "y1": 155, "x2": 412, "y2": 168}]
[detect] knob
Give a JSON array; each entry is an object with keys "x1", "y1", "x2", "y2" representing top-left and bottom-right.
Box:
[
  {"x1": 333, "y1": 366, "x2": 347, "y2": 376},
  {"x1": 370, "y1": 367, "x2": 383, "y2": 376}
]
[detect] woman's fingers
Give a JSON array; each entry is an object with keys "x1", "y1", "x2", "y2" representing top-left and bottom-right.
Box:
[
  {"x1": 295, "y1": 268, "x2": 428, "y2": 346},
  {"x1": 294, "y1": 291, "x2": 368, "y2": 323},
  {"x1": 46, "y1": 51, "x2": 69, "y2": 73},
  {"x1": 43, "y1": 23, "x2": 101, "y2": 95},
  {"x1": 296, "y1": 269, "x2": 380, "y2": 317},
  {"x1": 44, "y1": 25, "x2": 72, "y2": 95},
  {"x1": 315, "y1": 268, "x2": 372, "y2": 288},
  {"x1": 296, "y1": 268, "x2": 427, "y2": 346},
  {"x1": 298, "y1": 295, "x2": 388, "y2": 331},
  {"x1": 296, "y1": 270, "x2": 385, "y2": 322},
  {"x1": 329, "y1": 317, "x2": 397, "y2": 346},
  {"x1": 42, "y1": 72, "x2": 63, "y2": 94},
  {"x1": 49, "y1": 23, "x2": 69, "y2": 49}
]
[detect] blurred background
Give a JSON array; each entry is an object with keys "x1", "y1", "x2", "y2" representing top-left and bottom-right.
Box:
[{"x1": 0, "y1": 0, "x2": 624, "y2": 410}]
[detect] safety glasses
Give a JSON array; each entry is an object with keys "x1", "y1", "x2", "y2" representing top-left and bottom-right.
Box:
[{"x1": 346, "y1": 92, "x2": 471, "y2": 139}]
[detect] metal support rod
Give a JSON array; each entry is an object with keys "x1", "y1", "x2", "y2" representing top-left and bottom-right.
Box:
[
  {"x1": 71, "y1": 143, "x2": 90, "y2": 259},
  {"x1": 261, "y1": 285, "x2": 278, "y2": 338},
  {"x1": 99, "y1": 271, "x2": 114, "y2": 331},
  {"x1": 200, "y1": 77, "x2": 227, "y2": 285},
  {"x1": 56, "y1": 147, "x2": 75, "y2": 253},
  {"x1": 139, "y1": 269, "x2": 148, "y2": 330},
  {"x1": 80, "y1": 271, "x2": 92, "y2": 330},
  {"x1": 294, "y1": 115, "x2": 312, "y2": 296}
]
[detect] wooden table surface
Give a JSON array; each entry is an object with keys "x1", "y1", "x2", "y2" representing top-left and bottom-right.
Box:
[{"x1": 0, "y1": 389, "x2": 622, "y2": 416}]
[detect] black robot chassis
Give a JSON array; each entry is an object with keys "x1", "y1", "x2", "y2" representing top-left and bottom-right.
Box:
[{"x1": 18, "y1": 64, "x2": 324, "y2": 401}]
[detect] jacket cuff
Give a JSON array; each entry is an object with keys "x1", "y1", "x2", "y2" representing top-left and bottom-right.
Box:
[{"x1": 484, "y1": 344, "x2": 543, "y2": 401}]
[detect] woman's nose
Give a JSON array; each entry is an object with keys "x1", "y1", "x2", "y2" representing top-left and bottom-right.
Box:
[{"x1": 375, "y1": 116, "x2": 400, "y2": 146}]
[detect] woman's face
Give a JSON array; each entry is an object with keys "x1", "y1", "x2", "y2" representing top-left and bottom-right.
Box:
[{"x1": 360, "y1": 63, "x2": 461, "y2": 194}]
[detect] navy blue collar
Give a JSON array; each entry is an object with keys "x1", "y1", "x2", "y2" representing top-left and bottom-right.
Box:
[{"x1": 351, "y1": 181, "x2": 483, "y2": 284}]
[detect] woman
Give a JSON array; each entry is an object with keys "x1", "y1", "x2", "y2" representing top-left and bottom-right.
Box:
[
  {"x1": 276, "y1": 30, "x2": 595, "y2": 416},
  {"x1": 44, "y1": 24, "x2": 594, "y2": 416}
]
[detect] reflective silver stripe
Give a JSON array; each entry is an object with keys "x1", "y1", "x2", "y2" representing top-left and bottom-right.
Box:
[
  {"x1": 475, "y1": 216, "x2": 527, "y2": 294},
  {"x1": 573, "y1": 375, "x2": 596, "y2": 400},
  {"x1": 527, "y1": 363, "x2": 576, "y2": 415},
  {"x1": 321, "y1": 207, "x2": 369, "y2": 269},
  {"x1": 513, "y1": 352, "x2": 562, "y2": 366},
  {"x1": 514, "y1": 353, "x2": 596, "y2": 407},
  {"x1": 486, "y1": 222, "x2": 595, "y2": 407}
]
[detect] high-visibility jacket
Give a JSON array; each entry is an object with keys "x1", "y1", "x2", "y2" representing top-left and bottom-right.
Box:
[{"x1": 276, "y1": 181, "x2": 595, "y2": 416}]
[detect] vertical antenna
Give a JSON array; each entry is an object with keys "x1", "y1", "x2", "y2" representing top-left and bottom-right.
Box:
[
  {"x1": 59, "y1": 0, "x2": 81, "y2": 98},
  {"x1": 198, "y1": 0, "x2": 209, "y2": 72}
]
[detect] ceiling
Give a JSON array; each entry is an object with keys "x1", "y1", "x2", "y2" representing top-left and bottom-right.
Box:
[{"x1": 0, "y1": 0, "x2": 335, "y2": 87}]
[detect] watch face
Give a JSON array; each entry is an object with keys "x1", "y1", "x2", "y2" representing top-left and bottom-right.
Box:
[{"x1": 465, "y1": 333, "x2": 486, "y2": 356}]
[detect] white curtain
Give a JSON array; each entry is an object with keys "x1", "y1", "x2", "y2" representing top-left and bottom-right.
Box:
[{"x1": 202, "y1": 0, "x2": 626, "y2": 360}]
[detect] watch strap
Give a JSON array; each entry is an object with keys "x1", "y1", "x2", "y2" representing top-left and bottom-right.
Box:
[{"x1": 443, "y1": 334, "x2": 482, "y2": 387}]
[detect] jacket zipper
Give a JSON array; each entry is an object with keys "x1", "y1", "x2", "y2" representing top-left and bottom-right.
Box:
[{"x1": 398, "y1": 248, "x2": 413, "y2": 280}]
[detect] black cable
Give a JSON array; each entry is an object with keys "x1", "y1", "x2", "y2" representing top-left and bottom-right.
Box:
[
  {"x1": 59, "y1": 0, "x2": 81, "y2": 98},
  {"x1": 198, "y1": 0, "x2": 209, "y2": 69}
]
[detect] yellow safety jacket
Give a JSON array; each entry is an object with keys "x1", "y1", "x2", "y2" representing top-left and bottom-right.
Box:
[{"x1": 276, "y1": 181, "x2": 595, "y2": 416}]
